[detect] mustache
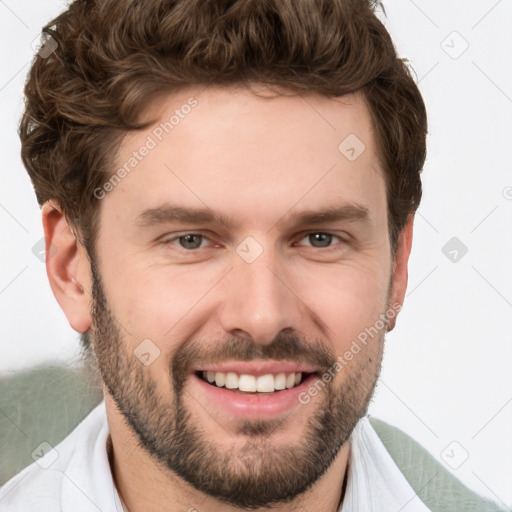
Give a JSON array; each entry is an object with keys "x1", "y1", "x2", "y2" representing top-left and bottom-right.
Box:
[{"x1": 171, "y1": 330, "x2": 337, "y2": 388}]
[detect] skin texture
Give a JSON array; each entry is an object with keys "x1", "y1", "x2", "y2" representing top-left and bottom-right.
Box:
[{"x1": 42, "y1": 84, "x2": 413, "y2": 512}]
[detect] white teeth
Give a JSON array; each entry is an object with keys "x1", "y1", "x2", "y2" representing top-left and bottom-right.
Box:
[
  {"x1": 239, "y1": 374, "x2": 257, "y2": 392},
  {"x1": 274, "y1": 373, "x2": 286, "y2": 390},
  {"x1": 201, "y1": 371, "x2": 305, "y2": 393},
  {"x1": 215, "y1": 372, "x2": 225, "y2": 388},
  {"x1": 225, "y1": 372, "x2": 239, "y2": 389},
  {"x1": 256, "y1": 374, "x2": 275, "y2": 392}
]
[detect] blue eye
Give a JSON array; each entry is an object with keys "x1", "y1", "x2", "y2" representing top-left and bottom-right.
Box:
[
  {"x1": 160, "y1": 233, "x2": 211, "y2": 250},
  {"x1": 172, "y1": 233, "x2": 207, "y2": 250},
  {"x1": 297, "y1": 232, "x2": 342, "y2": 249},
  {"x1": 161, "y1": 231, "x2": 344, "y2": 252}
]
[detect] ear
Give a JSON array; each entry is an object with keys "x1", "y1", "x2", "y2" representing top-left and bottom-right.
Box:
[
  {"x1": 41, "y1": 201, "x2": 93, "y2": 333},
  {"x1": 387, "y1": 214, "x2": 414, "y2": 332}
]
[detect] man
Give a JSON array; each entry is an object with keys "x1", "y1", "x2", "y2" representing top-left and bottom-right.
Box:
[{"x1": 0, "y1": 0, "x2": 506, "y2": 511}]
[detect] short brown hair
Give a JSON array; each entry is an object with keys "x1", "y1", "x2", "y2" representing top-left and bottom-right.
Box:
[{"x1": 20, "y1": 0, "x2": 427, "y2": 256}]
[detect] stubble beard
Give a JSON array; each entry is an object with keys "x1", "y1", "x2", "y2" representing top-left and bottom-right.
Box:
[{"x1": 85, "y1": 259, "x2": 385, "y2": 509}]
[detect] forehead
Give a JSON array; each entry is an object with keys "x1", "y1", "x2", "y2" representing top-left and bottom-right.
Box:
[{"x1": 102, "y1": 84, "x2": 386, "y2": 233}]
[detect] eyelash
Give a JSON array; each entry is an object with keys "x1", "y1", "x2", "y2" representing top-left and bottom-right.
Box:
[{"x1": 160, "y1": 232, "x2": 346, "y2": 252}]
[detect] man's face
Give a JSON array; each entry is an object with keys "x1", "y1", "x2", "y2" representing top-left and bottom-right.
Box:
[{"x1": 88, "y1": 85, "x2": 398, "y2": 508}]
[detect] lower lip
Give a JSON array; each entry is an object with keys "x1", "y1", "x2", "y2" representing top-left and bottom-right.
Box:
[{"x1": 189, "y1": 372, "x2": 318, "y2": 420}]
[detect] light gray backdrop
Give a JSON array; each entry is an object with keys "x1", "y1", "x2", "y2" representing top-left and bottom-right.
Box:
[{"x1": 1, "y1": 0, "x2": 511, "y2": 506}]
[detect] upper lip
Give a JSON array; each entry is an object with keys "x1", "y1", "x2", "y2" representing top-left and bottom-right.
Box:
[{"x1": 192, "y1": 360, "x2": 318, "y2": 377}]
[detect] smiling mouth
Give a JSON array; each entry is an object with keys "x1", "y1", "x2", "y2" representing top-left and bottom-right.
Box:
[{"x1": 196, "y1": 370, "x2": 314, "y2": 393}]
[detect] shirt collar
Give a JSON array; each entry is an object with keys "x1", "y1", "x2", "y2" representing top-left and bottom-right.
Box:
[{"x1": 339, "y1": 416, "x2": 430, "y2": 512}]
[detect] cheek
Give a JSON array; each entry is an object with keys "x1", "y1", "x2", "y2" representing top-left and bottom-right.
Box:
[
  {"x1": 99, "y1": 235, "x2": 391, "y2": 351},
  {"x1": 294, "y1": 260, "x2": 390, "y2": 350},
  {"x1": 101, "y1": 259, "x2": 222, "y2": 342}
]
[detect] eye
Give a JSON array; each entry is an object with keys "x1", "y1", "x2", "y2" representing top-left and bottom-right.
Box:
[
  {"x1": 163, "y1": 233, "x2": 212, "y2": 250},
  {"x1": 160, "y1": 231, "x2": 346, "y2": 252},
  {"x1": 296, "y1": 232, "x2": 344, "y2": 249}
]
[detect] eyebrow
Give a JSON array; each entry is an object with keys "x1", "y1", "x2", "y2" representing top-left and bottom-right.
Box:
[{"x1": 136, "y1": 203, "x2": 370, "y2": 231}]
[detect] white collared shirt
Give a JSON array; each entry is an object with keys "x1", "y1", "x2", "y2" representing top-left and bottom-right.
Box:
[
  {"x1": 0, "y1": 401, "x2": 430, "y2": 511},
  {"x1": 340, "y1": 417, "x2": 430, "y2": 512}
]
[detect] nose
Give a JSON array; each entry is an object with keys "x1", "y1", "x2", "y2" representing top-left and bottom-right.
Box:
[{"x1": 217, "y1": 241, "x2": 305, "y2": 346}]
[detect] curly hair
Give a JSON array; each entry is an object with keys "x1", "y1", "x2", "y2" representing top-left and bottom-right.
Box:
[{"x1": 20, "y1": 0, "x2": 427, "y2": 257}]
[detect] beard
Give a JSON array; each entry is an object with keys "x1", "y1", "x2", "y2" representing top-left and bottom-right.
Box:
[{"x1": 84, "y1": 257, "x2": 386, "y2": 509}]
